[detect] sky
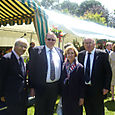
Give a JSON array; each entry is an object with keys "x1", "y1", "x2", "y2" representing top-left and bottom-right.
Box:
[{"x1": 60, "y1": 0, "x2": 115, "y2": 13}]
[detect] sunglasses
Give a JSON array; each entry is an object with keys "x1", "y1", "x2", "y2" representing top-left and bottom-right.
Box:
[{"x1": 47, "y1": 38, "x2": 56, "y2": 41}]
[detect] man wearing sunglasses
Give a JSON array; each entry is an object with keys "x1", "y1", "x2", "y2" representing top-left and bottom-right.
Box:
[{"x1": 28, "y1": 31, "x2": 63, "y2": 115}]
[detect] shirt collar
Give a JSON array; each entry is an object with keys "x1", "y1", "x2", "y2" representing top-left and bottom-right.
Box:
[
  {"x1": 12, "y1": 50, "x2": 20, "y2": 60},
  {"x1": 45, "y1": 45, "x2": 55, "y2": 53}
]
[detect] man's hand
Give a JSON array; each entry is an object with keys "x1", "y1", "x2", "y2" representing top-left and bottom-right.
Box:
[
  {"x1": 103, "y1": 89, "x2": 109, "y2": 95},
  {"x1": 30, "y1": 88, "x2": 35, "y2": 97},
  {"x1": 79, "y1": 98, "x2": 84, "y2": 106},
  {"x1": 1, "y1": 96, "x2": 5, "y2": 102}
]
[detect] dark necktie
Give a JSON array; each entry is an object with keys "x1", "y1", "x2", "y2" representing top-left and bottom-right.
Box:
[
  {"x1": 85, "y1": 53, "x2": 91, "y2": 83},
  {"x1": 49, "y1": 50, "x2": 55, "y2": 81},
  {"x1": 19, "y1": 57, "x2": 25, "y2": 77}
]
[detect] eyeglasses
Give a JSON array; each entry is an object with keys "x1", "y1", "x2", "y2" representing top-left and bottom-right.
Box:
[
  {"x1": 67, "y1": 52, "x2": 75, "y2": 55},
  {"x1": 19, "y1": 45, "x2": 27, "y2": 49},
  {"x1": 47, "y1": 38, "x2": 56, "y2": 41},
  {"x1": 84, "y1": 42, "x2": 93, "y2": 45}
]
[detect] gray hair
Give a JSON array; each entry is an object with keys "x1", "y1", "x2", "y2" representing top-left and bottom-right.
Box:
[{"x1": 14, "y1": 38, "x2": 28, "y2": 47}]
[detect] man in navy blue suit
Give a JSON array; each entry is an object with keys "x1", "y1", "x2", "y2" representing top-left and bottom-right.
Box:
[
  {"x1": 0, "y1": 38, "x2": 28, "y2": 115},
  {"x1": 78, "y1": 38, "x2": 112, "y2": 115},
  {"x1": 28, "y1": 31, "x2": 63, "y2": 115}
]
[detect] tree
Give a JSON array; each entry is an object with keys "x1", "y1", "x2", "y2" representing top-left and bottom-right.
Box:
[
  {"x1": 108, "y1": 13, "x2": 115, "y2": 28},
  {"x1": 77, "y1": 0, "x2": 109, "y2": 24},
  {"x1": 54, "y1": 1, "x2": 78, "y2": 15},
  {"x1": 41, "y1": 0, "x2": 58, "y2": 9},
  {"x1": 80, "y1": 11, "x2": 107, "y2": 25},
  {"x1": 77, "y1": 0, "x2": 102, "y2": 16}
]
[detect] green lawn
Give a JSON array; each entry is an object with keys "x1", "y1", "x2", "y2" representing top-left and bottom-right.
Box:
[{"x1": 27, "y1": 93, "x2": 115, "y2": 115}]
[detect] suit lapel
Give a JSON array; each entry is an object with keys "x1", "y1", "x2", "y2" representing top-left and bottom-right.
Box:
[
  {"x1": 40, "y1": 46, "x2": 48, "y2": 73},
  {"x1": 91, "y1": 50, "x2": 99, "y2": 79},
  {"x1": 11, "y1": 52, "x2": 25, "y2": 79}
]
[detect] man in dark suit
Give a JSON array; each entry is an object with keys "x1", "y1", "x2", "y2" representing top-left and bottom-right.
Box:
[
  {"x1": 105, "y1": 42, "x2": 112, "y2": 55},
  {"x1": 28, "y1": 31, "x2": 63, "y2": 115},
  {"x1": 0, "y1": 38, "x2": 28, "y2": 115},
  {"x1": 78, "y1": 38, "x2": 112, "y2": 115}
]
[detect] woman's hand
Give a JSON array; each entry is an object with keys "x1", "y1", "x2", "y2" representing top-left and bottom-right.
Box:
[
  {"x1": 30, "y1": 88, "x2": 35, "y2": 97},
  {"x1": 79, "y1": 98, "x2": 84, "y2": 106},
  {"x1": 1, "y1": 96, "x2": 5, "y2": 102}
]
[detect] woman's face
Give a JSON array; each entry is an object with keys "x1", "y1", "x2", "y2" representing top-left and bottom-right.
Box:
[{"x1": 67, "y1": 49, "x2": 75, "y2": 63}]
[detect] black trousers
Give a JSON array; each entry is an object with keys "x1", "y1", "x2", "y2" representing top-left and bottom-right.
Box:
[
  {"x1": 34, "y1": 81, "x2": 59, "y2": 115},
  {"x1": 84, "y1": 85, "x2": 104, "y2": 115},
  {"x1": 5, "y1": 91, "x2": 27, "y2": 115}
]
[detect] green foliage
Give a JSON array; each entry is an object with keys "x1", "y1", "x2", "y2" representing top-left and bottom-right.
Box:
[
  {"x1": 76, "y1": 0, "x2": 109, "y2": 24},
  {"x1": 51, "y1": 26, "x2": 62, "y2": 38},
  {"x1": 41, "y1": 0, "x2": 58, "y2": 9},
  {"x1": 27, "y1": 92, "x2": 115, "y2": 115},
  {"x1": 80, "y1": 11, "x2": 107, "y2": 25},
  {"x1": 78, "y1": 0, "x2": 102, "y2": 16},
  {"x1": 53, "y1": 1, "x2": 78, "y2": 15}
]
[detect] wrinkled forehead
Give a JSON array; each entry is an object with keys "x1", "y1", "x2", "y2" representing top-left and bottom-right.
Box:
[
  {"x1": 84, "y1": 38, "x2": 94, "y2": 43},
  {"x1": 46, "y1": 34, "x2": 56, "y2": 39}
]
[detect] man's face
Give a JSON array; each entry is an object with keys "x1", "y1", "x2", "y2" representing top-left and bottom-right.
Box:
[
  {"x1": 84, "y1": 38, "x2": 95, "y2": 53},
  {"x1": 106, "y1": 44, "x2": 112, "y2": 51},
  {"x1": 15, "y1": 42, "x2": 27, "y2": 56},
  {"x1": 45, "y1": 34, "x2": 56, "y2": 49}
]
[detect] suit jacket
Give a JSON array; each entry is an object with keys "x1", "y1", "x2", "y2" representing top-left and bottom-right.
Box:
[
  {"x1": 0, "y1": 51, "x2": 27, "y2": 103},
  {"x1": 61, "y1": 62, "x2": 84, "y2": 99},
  {"x1": 78, "y1": 49, "x2": 112, "y2": 96},
  {"x1": 28, "y1": 46, "x2": 63, "y2": 93}
]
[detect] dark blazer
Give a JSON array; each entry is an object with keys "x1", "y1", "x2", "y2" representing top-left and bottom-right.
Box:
[
  {"x1": 0, "y1": 51, "x2": 27, "y2": 105},
  {"x1": 78, "y1": 49, "x2": 112, "y2": 96},
  {"x1": 61, "y1": 62, "x2": 85, "y2": 115},
  {"x1": 28, "y1": 45, "x2": 63, "y2": 91}
]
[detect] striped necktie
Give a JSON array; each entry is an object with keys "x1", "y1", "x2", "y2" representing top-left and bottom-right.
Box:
[{"x1": 49, "y1": 50, "x2": 55, "y2": 81}]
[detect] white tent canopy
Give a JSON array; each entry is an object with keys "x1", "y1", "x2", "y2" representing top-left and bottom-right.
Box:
[{"x1": 45, "y1": 9, "x2": 115, "y2": 41}]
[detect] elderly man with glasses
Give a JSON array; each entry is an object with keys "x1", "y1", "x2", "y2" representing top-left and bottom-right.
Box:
[
  {"x1": 0, "y1": 38, "x2": 28, "y2": 115},
  {"x1": 78, "y1": 38, "x2": 112, "y2": 115},
  {"x1": 28, "y1": 31, "x2": 63, "y2": 115}
]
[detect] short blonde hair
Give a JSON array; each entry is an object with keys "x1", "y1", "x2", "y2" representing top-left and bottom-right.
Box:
[{"x1": 64, "y1": 45, "x2": 78, "y2": 57}]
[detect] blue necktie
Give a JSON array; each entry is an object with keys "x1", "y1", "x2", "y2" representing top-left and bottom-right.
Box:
[
  {"x1": 85, "y1": 53, "x2": 91, "y2": 83},
  {"x1": 19, "y1": 57, "x2": 25, "y2": 77},
  {"x1": 49, "y1": 50, "x2": 55, "y2": 81}
]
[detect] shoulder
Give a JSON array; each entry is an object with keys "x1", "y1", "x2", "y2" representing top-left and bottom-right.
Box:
[
  {"x1": 32, "y1": 45, "x2": 45, "y2": 53},
  {"x1": 0, "y1": 52, "x2": 12, "y2": 64},
  {"x1": 33, "y1": 45, "x2": 44, "y2": 50},
  {"x1": 78, "y1": 50, "x2": 86, "y2": 55},
  {"x1": 95, "y1": 49, "x2": 108, "y2": 60},
  {"x1": 95, "y1": 49, "x2": 107, "y2": 55},
  {"x1": 3, "y1": 52, "x2": 12, "y2": 59},
  {"x1": 55, "y1": 47, "x2": 63, "y2": 53},
  {"x1": 78, "y1": 50, "x2": 86, "y2": 58}
]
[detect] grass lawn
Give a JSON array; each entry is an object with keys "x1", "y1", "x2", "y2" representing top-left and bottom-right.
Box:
[{"x1": 27, "y1": 93, "x2": 115, "y2": 115}]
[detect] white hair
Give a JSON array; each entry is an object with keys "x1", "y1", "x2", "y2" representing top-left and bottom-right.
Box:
[{"x1": 14, "y1": 37, "x2": 28, "y2": 47}]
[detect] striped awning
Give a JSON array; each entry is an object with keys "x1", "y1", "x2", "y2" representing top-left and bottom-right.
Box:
[{"x1": 0, "y1": 0, "x2": 48, "y2": 45}]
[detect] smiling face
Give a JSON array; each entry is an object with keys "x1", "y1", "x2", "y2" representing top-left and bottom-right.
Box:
[
  {"x1": 84, "y1": 38, "x2": 95, "y2": 53},
  {"x1": 14, "y1": 41, "x2": 27, "y2": 56},
  {"x1": 45, "y1": 32, "x2": 56, "y2": 49},
  {"x1": 67, "y1": 48, "x2": 75, "y2": 64}
]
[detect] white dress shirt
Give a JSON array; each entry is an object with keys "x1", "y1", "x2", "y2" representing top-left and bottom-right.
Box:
[
  {"x1": 45, "y1": 45, "x2": 61, "y2": 83},
  {"x1": 84, "y1": 48, "x2": 96, "y2": 84}
]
